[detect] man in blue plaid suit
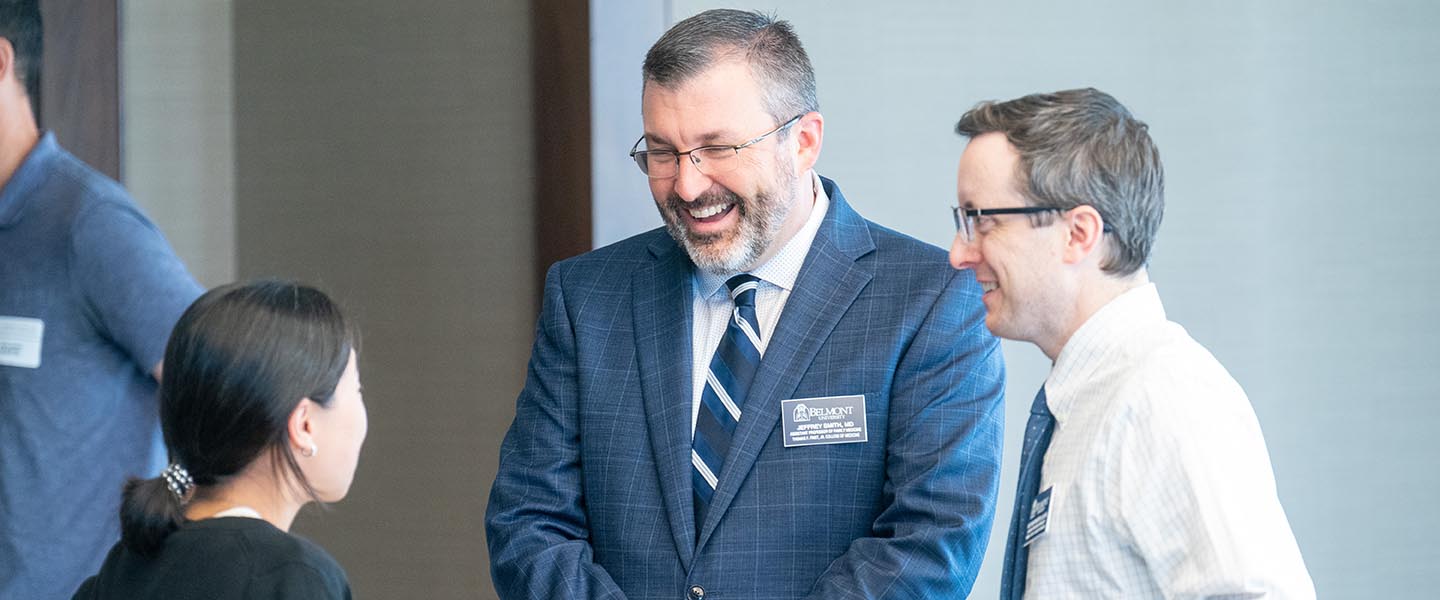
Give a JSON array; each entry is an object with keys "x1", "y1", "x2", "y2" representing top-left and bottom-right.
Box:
[{"x1": 486, "y1": 9, "x2": 1005, "y2": 599}]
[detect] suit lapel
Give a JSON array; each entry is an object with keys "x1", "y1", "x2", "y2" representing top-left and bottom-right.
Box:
[
  {"x1": 696, "y1": 178, "x2": 877, "y2": 549},
  {"x1": 633, "y1": 236, "x2": 699, "y2": 567}
]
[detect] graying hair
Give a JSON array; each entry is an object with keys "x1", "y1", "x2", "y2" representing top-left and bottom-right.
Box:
[
  {"x1": 955, "y1": 88, "x2": 1164, "y2": 276},
  {"x1": 643, "y1": 9, "x2": 818, "y2": 131}
]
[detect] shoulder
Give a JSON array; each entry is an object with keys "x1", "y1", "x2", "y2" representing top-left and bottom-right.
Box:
[
  {"x1": 50, "y1": 150, "x2": 162, "y2": 252},
  {"x1": 864, "y1": 219, "x2": 949, "y2": 263},
  {"x1": 68, "y1": 541, "x2": 127, "y2": 599},
  {"x1": 544, "y1": 227, "x2": 674, "y2": 289},
  {"x1": 844, "y1": 215, "x2": 978, "y2": 325},
  {"x1": 864, "y1": 220, "x2": 958, "y2": 283},
  {"x1": 229, "y1": 519, "x2": 344, "y2": 571},
  {"x1": 1101, "y1": 322, "x2": 1261, "y2": 451},
  {"x1": 15, "y1": 142, "x2": 148, "y2": 239},
  {"x1": 223, "y1": 520, "x2": 351, "y2": 598},
  {"x1": 37, "y1": 141, "x2": 134, "y2": 210},
  {"x1": 820, "y1": 179, "x2": 962, "y2": 295},
  {"x1": 250, "y1": 547, "x2": 350, "y2": 599}
]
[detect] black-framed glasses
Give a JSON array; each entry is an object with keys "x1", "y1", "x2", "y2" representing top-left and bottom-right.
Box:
[
  {"x1": 952, "y1": 205, "x2": 1113, "y2": 244},
  {"x1": 629, "y1": 114, "x2": 803, "y2": 179},
  {"x1": 952, "y1": 206, "x2": 1062, "y2": 244}
]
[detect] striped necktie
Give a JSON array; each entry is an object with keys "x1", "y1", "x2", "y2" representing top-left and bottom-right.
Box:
[
  {"x1": 1001, "y1": 386, "x2": 1056, "y2": 599},
  {"x1": 692, "y1": 274, "x2": 762, "y2": 535}
]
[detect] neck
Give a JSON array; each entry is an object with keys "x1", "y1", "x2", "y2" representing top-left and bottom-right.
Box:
[
  {"x1": 1040, "y1": 268, "x2": 1149, "y2": 360},
  {"x1": 184, "y1": 463, "x2": 307, "y2": 531},
  {"x1": 0, "y1": 101, "x2": 39, "y2": 191}
]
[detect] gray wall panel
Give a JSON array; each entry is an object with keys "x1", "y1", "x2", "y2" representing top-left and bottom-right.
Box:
[
  {"x1": 234, "y1": 2, "x2": 534, "y2": 598},
  {"x1": 122, "y1": 0, "x2": 236, "y2": 287}
]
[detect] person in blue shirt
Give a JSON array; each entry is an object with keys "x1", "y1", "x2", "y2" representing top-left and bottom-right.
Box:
[{"x1": 0, "y1": 1, "x2": 203, "y2": 597}]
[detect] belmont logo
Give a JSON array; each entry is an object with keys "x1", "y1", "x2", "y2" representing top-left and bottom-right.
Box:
[{"x1": 792, "y1": 403, "x2": 854, "y2": 423}]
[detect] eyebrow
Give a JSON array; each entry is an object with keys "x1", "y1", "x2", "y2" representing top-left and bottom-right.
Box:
[{"x1": 645, "y1": 129, "x2": 739, "y2": 149}]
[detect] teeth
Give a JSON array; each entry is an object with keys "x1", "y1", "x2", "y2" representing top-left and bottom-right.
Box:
[
  {"x1": 981, "y1": 282, "x2": 997, "y2": 292},
  {"x1": 688, "y1": 204, "x2": 730, "y2": 219}
]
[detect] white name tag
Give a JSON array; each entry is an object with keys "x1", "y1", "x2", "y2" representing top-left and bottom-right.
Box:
[
  {"x1": 1023, "y1": 486, "x2": 1052, "y2": 547},
  {"x1": 781, "y1": 394, "x2": 867, "y2": 448},
  {"x1": 0, "y1": 316, "x2": 44, "y2": 369}
]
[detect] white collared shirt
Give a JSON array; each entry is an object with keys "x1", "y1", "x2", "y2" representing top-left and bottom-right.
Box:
[
  {"x1": 690, "y1": 172, "x2": 830, "y2": 434},
  {"x1": 1025, "y1": 283, "x2": 1314, "y2": 598}
]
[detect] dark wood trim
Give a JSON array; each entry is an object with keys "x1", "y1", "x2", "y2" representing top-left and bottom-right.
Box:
[
  {"x1": 531, "y1": 0, "x2": 592, "y2": 288},
  {"x1": 39, "y1": 0, "x2": 121, "y2": 181}
]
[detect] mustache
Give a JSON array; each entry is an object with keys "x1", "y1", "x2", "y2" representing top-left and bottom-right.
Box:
[{"x1": 664, "y1": 189, "x2": 745, "y2": 214}]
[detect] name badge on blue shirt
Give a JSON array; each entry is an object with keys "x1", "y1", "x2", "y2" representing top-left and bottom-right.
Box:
[
  {"x1": 0, "y1": 316, "x2": 44, "y2": 369},
  {"x1": 1023, "y1": 486, "x2": 1052, "y2": 547},
  {"x1": 781, "y1": 395, "x2": 867, "y2": 448}
]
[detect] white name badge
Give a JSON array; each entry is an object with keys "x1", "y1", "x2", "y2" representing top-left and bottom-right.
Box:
[
  {"x1": 781, "y1": 394, "x2": 867, "y2": 448},
  {"x1": 0, "y1": 316, "x2": 44, "y2": 369},
  {"x1": 1023, "y1": 486, "x2": 1053, "y2": 547}
]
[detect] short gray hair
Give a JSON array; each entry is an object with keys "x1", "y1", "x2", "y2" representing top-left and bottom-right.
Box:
[
  {"x1": 955, "y1": 88, "x2": 1164, "y2": 276},
  {"x1": 643, "y1": 9, "x2": 818, "y2": 130}
]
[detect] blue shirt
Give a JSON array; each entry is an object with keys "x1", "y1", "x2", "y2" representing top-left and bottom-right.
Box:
[{"x1": 0, "y1": 132, "x2": 202, "y2": 599}]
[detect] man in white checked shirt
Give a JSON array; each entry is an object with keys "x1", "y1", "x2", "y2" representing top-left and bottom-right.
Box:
[{"x1": 949, "y1": 88, "x2": 1314, "y2": 598}]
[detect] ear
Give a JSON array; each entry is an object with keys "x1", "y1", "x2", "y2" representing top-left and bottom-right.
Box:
[
  {"x1": 1061, "y1": 205, "x2": 1106, "y2": 265},
  {"x1": 0, "y1": 38, "x2": 14, "y2": 86},
  {"x1": 287, "y1": 398, "x2": 318, "y2": 455},
  {"x1": 790, "y1": 111, "x2": 824, "y2": 174}
]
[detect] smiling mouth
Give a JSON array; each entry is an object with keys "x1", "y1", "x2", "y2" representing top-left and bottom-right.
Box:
[{"x1": 687, "y1": 203, "x2": 734, "y2": 221}]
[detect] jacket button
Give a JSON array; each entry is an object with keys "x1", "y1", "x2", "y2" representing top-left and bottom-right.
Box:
[{"x1": 688, "y1": 585, "x2": 705, "y2": 600}]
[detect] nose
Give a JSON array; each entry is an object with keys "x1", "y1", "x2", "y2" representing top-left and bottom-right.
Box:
[
  {"x1": 949, "y1": 233, "x2": 981, "y2": 270},
  {"x1": 672, "y1": 155, "x2": 713, "y2": 202}
]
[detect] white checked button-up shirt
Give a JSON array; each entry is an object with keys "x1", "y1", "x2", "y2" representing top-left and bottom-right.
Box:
[
  {"x1": 689, "y1": 172, "x2": 829, "y2": 434},
  {"x1": 1025, "y1": 283, "x2": 1314, "y2": 598}
]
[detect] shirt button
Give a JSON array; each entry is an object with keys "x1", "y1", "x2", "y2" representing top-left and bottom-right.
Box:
[{"x1": 688, "y1": 585, "x2": 705, "y2": 600}]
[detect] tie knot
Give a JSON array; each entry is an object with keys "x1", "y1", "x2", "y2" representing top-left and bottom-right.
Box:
[
  {"x1": 1031, "y1": 386, "x2": 1051, "y2": 418},
  {"x1": 726, "y1": 274, "x2": 760, "y2": 308}
]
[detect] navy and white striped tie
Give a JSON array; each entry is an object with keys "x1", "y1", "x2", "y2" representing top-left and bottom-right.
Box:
[{"x1": 692, "y1": 274, "x2": 762, "y2": 534}]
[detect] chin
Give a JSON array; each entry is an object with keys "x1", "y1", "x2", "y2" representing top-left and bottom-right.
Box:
[
  {"x1": 686, "y1": 239, "x2": 755, "y2": 274},
  {"x1": 314, "y1": 488, "x2": 348, "y2": 504},
  {"x1": 984, "y1": 316, "x2": 1016, "y2": 342}
]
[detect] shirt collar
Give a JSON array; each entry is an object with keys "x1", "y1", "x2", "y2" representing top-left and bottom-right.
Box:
[
  {"x1": 1045, "y1": 283, "x2": 1167, "y2": 421},
  {"x1": 0, "y1": 131, "x2": 60, "y2": 228},
  {"x1": 695, "y1": 170, "x2": 830, "y2": 299}
]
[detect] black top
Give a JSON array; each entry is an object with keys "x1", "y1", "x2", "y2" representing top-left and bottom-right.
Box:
[{"x1": 72, "y1": 517, "x2": 351, "y2": 599}]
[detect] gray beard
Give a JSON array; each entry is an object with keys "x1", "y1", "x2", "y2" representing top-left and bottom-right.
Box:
[{"x1": 662, "y1": 179, "x2": 796, "y2": 276}]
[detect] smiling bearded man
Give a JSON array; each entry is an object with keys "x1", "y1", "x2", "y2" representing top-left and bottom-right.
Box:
[
  {"x1": 486, "y1": 8, "x2": 1006, "y2": 600},
  {"x1": 658, "y1": 148, "x2": 798, "y2": 275}
]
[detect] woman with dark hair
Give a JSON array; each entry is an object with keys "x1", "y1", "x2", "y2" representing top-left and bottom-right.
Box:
[{"x1": 73, "y1": 280, "x2": 366, "y2": 599}]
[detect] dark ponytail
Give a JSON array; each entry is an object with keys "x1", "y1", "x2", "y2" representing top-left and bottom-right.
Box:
[
  {"x1": 115, "y1": 280, "x2": 354, "y2": 558},
  {"x1": 118, "y1": 476, "x2": 186, "y2": 557}
]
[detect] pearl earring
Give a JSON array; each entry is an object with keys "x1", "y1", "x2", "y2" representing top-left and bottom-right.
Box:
[{"x1": 302, "y1": 443, "x2": 318, "y2": 457}]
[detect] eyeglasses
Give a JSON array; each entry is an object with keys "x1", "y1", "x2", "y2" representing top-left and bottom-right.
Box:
[
  {"x1": 629, "y1": 115, "x2": 803, "y2": 179},
  {"x1": 952, "y1": 205, "x2": 1113, "y2": 244},
  {"x1": 951, "y1": 206, "x2": 1062, "y2": 244}
]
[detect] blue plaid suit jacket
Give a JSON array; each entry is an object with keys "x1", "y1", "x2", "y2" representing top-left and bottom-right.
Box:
[{"x1": 486, "y1": 178, "x2": 1005, "y2": 599}]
